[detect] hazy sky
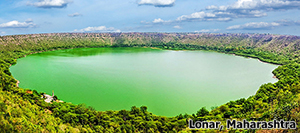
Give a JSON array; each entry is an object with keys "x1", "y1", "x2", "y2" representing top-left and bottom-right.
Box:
[{"x1": 1, "y1": 0, "x2": 300, "y2": 35}]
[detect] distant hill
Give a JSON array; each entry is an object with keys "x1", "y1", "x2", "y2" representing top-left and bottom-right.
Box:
[{"x1": 1, "y1": 33, "x2": 299, "y2": 64}]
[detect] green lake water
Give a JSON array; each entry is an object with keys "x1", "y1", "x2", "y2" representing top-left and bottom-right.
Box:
[{"x1": 10, "y1": 47, "x2": 278, "y2": 116}]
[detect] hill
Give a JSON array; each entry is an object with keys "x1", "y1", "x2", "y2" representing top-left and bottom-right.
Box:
[{"x1": 0, "y1": 33, "x2": 300, "y2": 132}]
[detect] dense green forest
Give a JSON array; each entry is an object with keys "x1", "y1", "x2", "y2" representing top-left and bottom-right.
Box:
[{"x1": 0, "y1": 33, "x2": 300, "y2": 132}]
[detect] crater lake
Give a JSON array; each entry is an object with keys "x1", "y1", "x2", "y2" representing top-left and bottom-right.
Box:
[{"x1": 10, "y1": 47, "x2": 278, "y2": 116}]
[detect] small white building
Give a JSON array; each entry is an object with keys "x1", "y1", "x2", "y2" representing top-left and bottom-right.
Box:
[{"x1": 42, "y1": 91, "x2": 55, "y2": 103}]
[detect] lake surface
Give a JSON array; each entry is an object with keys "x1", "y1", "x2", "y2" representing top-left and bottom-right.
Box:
[{"x1": 10, "y1": 47, "x2": 278, "y2": 116}]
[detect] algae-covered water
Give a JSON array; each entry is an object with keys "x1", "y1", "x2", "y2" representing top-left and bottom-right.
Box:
[{"x1": 10, "y1": 47, "x2": 278, "y2": 116}]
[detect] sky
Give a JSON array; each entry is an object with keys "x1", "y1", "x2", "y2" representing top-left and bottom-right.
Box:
[{"x1": 1, "y1": 0, "x2": 300, "y2": 36}]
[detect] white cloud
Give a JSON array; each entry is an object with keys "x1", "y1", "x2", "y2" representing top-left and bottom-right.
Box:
[
  {"x1": 68, "y1": 12, "x2": 82, "y2": 17},
  {"x1": 25, "y1": 18, "x2": 33, "y2": 23},
  {"x1": 195, "y1": 29, "x2": 220, "y2": 32},
  {"x1": 275, "y1": 19, "x2": 300, "y2": 26},
  {"x1": 152, "y1": 18, "x2": 171, "y2": 23},
  {"x1": 176, "y1": 11, "x2": 232, "y2": 22},
  {"x1": 173, "y1": 25, "x2": 182, "y2": 29},
  {"x1": 153, "y1": 18, "x2": 164, "y2": 23},
  {"x1": 0, "y1": 20, "x2": 36, "y2": 28},
  {"x1": 141, "y1": 0, "x2": 293, "y2": 26},
  {"x1": 140, "y1": 21, "x2": 150, "y2": 24},
  {"x1": 29, "y1": 0, "x2": 72, "y2": 8},
  {"x1": 171, "y1": 0, "x2": 299, "y2": 24},
  {"x1": 138, "y1": 0, "x2": 175, "y2": 7},
  {"x1": 206, "y1": 0, "x2": 300, "y2": 11},
  {"x1": 206, "y1": 5, "x2": 219, "y2": 10},
  {"x1": 230, "y1": 0, "x2": 300, "y2": 10},
  {"x1": 152, "y1": 18, "x2": 164, "y2": 23},
  {"x1": 136, "y1": 0, "x2": 300, "y2": 29},
  {"x1": 204, "y1": 0, "x2": 300, "y2": 19},
  {"x1": 177, "y1": 12, "x2": 210, "y2": 21},
  {"x1": 227, "y1": 22, "x2": 280, "y2": 30},
  {"x1": 74, "y1": 26, "x2": 121, "y2": 32}
]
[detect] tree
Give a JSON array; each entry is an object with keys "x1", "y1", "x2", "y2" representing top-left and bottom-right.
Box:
[
  {"x1": 196, "y1": 107, "x2": 209, "y2": 117},
  {"x1": 141, "y1": 106, "x2": 147, "y2": 113}
]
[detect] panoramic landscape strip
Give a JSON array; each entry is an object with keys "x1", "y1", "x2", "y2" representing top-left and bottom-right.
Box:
[{"x1": 0, "y1": 33, "x2": 300, "y2": 132}]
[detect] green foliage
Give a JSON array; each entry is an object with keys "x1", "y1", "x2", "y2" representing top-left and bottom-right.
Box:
[
  {"x1": 0, "y1": 33, "x2": 300, "y2": 132},
  {"x1": 196, "y1": 107, "x2": 209, "y2": 117}
]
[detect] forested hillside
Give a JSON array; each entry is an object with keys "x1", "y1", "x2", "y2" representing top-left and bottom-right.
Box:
[{"x1": 0, "y1": 33, "x2": 300, "y2": 132}]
